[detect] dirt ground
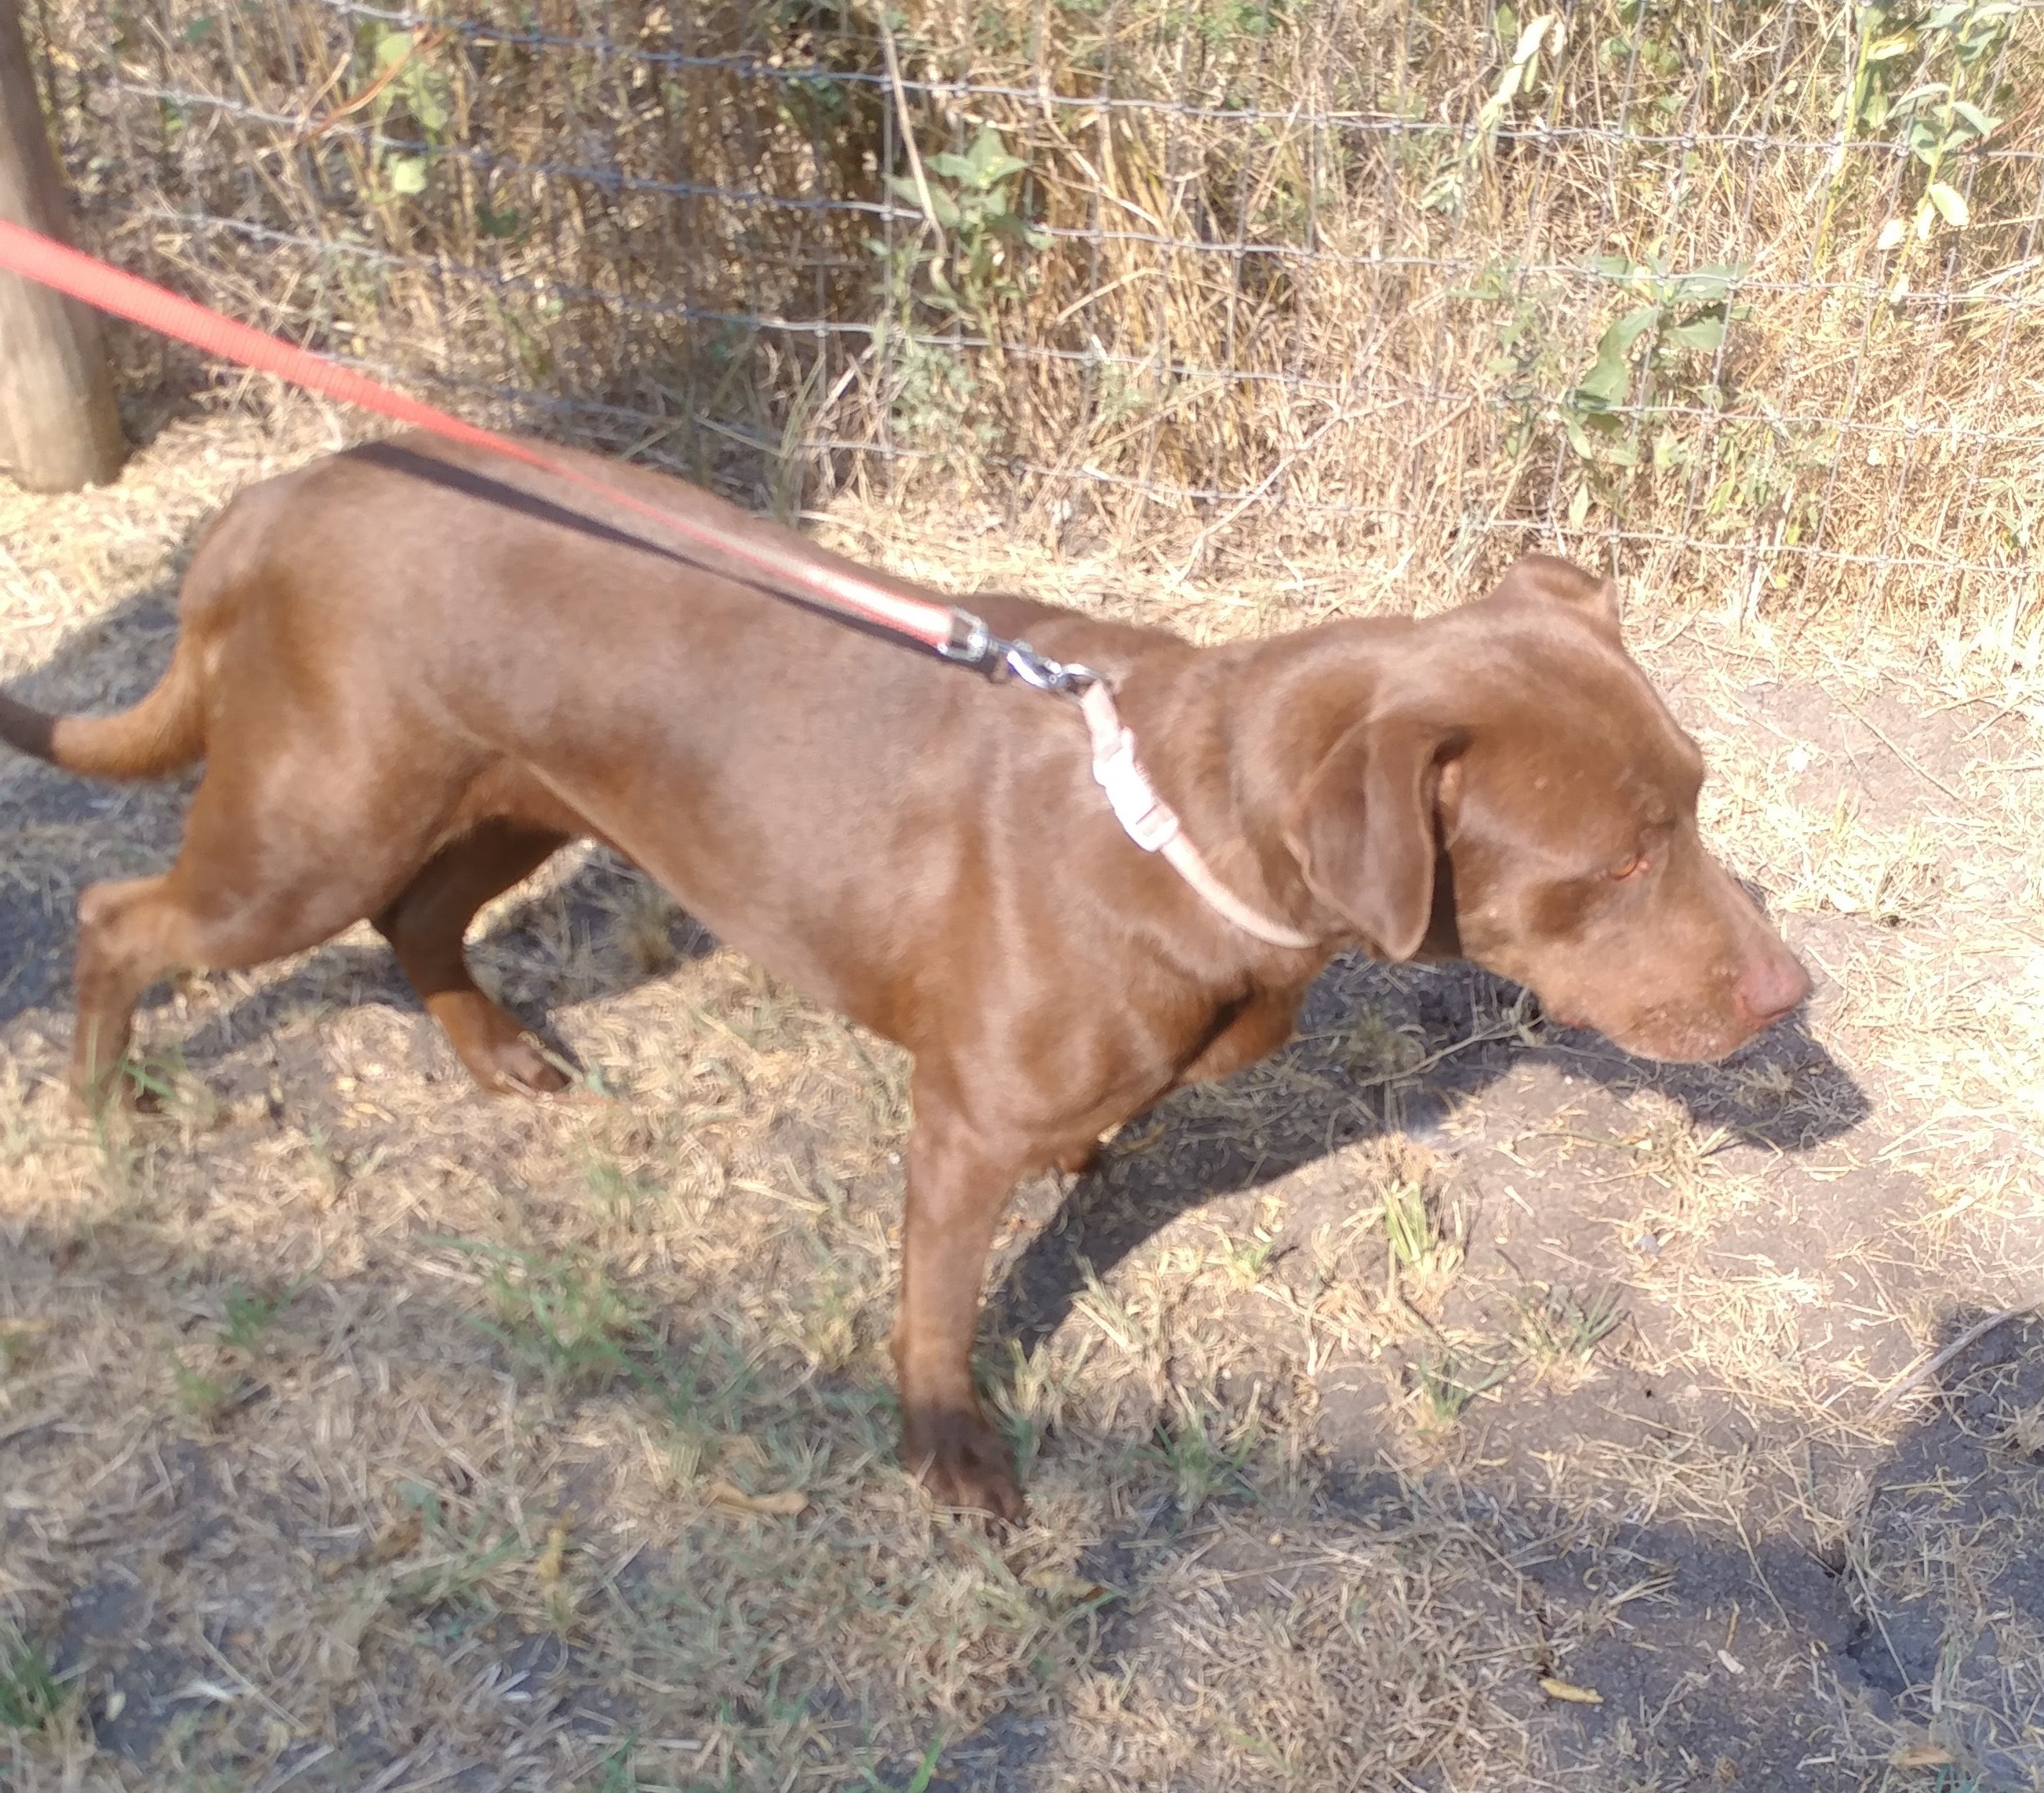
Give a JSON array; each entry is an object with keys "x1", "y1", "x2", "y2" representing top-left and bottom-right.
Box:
[{"x1": 3, "y1": 402, "x2": 2042, "y2": 1792}]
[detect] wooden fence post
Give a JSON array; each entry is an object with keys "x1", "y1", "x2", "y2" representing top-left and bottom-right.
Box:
[{"x1": 0, "y1": 0, "x2": 124, "y2": 492}]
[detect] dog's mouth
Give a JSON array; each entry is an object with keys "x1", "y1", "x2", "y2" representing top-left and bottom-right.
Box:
[
  {"x1": 1536, "y1": 996, "x2": 1591, "y2": 1032},
  {"x1": 1595, "y1": 1009, "x2": 1776, "y2": 1066},
  {"x1": 1531, "y1": 990, "x2": 1779, "y2": 1066}
]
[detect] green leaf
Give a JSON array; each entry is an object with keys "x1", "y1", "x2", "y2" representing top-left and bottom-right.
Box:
[
  {"x1": 1574, "y1": 304, "x2": 1655, "y2": 405},
  {"x1": 886, "y1": 175, "x2": 959, "y2": 227},
  {"x1": 1671, "y1": 264, "x2": 1740, "y2": 305},
  {"x1": 386, "y1": 155, "x2": 427, "y2": 196},
  {"x1": 1574, "y1": 357, "x2": 1628, "y2": 406},
  {"x1": 1665, "y1": 315, "x2": 1726, "y2": 353},
  {"x1": 923, "y1": 152, "x2": 976, "y2": 180},
  {"x1": 966, "y1": 125, "x2": 1005, "y2": 173},
  {"x1": 375, "y1": 28, "x2": 415, "y2": 69},
  {"x1": 1951, "y1": 100, "x2": 1999, "y2": 138},
  {"x1": 947, "y1": 128, "x2": 1027, "y2": 187},
  {"x1": 987, "y1": 209, "x2": 1040, "y2": 245},
  {"x1": 409, "y1": 86, "x2": 450, "y2": 133},
  {"x1": 1926, "y1": 180, "x2": 1969, "y2": 227},
  {"x1": 1417, "y1": 172, "x2": 1463, "y2": 215},
  {"x1": 1609, "y1": 304, "x2": 1660, "y2": 349}
]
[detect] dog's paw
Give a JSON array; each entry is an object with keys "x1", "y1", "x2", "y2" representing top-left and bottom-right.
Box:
[{"x1": 904, "y1": 1411, "x2": 1026, "y2": 1524}]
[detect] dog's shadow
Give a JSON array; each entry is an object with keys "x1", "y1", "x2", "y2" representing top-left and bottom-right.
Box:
[{"x1": 989, "y1": 952, "x2": 1865, "y2": 1352}]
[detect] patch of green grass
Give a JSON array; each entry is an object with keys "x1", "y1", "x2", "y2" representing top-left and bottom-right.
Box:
[
  {"x1": 1217, "y1": 1229, "x2": 1277, "y2": 1289},
  {"x1": 390, "y1": 1522, "x2": 526, "y2": 1614},
  {"x1": 220, "y1": 1275, "x2": 310, "y2": 1353},
  {"x1": 993, "y1": 1335, "x2": 1100, "y2": 1485},
  {"x1": 1333, "y1": 1006, "x2": 1427, "y2": 1084},
  {"x1": 1409, "y1": 1347, "x2": 1508, "y2": 1428},
  {"x1": 552, "y1": 1048, "x2": 619, "y2": 1100},
  {"x1": 590, "y1": 1733, "x2": 646, "y2": 1792},
  {"x1": 1383, "y1": 1177, "x2": 1463, "y2": 1293},
  {"x1": 449, "y1": 1240, "x2": 647, "y2": 1391},
  {"x1": 89, "y1": 1104, "x2": 143, "y2": 1200},
  {"x1": 115, "y1": 1041, "x2": 224, "y2": 1137},
  {"x1": 1151, "y1": 1389, "x2": 1264, "y2": 1518},
  {"x1": 583, "y1": 1152, "x2": 661, "y2": 1224},
  {"x1": 118, "y1": 1044, "x2": 186, "y2": 1107},
  {"x1": 304, "y1": 1123, "x2": 345, "y2": 1198},
  {"x1": 649, "y1": 1332, "x2": 758, "y2": 1434},
  {"x1": 0, "y1": 1627, "x2": 60, "y2": 1731},
  {"x1": 0, "y1": 1320, "x2": 42, "y2": 1376},
  {"x1": 169, "y1": 1350, "x2": 235, "y2": 1424},
  {"x1": 1512, "y1": 1284, "x2": 1624, "y2": 1377},
  {"x1": 380, "y1": 1483, "x2": 547, "y2": 1622}
]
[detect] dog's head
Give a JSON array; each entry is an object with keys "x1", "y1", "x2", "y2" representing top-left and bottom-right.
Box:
[{"x1": 1282, "y1": 553, "x2": 1809, "y2": 1063}]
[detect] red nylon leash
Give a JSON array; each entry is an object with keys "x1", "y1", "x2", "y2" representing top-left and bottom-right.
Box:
[
  {"x1": 0, "y1": 216, "x2": 966, "y2": 653},
  {"x1": 0, "y1": 219, "x2": 1324, "y2": 949}
]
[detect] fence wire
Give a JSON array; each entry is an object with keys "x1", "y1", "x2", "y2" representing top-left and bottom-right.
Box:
[{"x1": 28, "y1": 0, "x2": 2044, "y2": 616}]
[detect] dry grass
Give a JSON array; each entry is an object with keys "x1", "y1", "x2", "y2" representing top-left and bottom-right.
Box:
[
  {"x1": 23, "y1": 0, "x2": 2044, "y2": 627},
  {"x1": 7, "y1": 13, "x2": 2044, "y2": 1786},
  {"x1": 2, "y1": 400, "x2": 2042, "y2": 1788}
]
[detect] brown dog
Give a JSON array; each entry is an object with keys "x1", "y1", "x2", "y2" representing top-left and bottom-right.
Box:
[{"x1": 1, "y1": 434, "x2": 1808, "y2": 1516}]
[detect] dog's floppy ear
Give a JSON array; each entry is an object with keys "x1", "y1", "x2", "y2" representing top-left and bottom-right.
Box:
[
  {"x1": 1490, "y1": 552, "x2": 1622, "y2": 641},
  {"x1": 1283, "y1": 716, "x2": 1464, "y2": 961}
]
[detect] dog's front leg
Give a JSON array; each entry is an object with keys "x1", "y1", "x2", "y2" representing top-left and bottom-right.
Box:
[{"x1": 892, "y1": 1091, "x2": 1029, "y2": 1522}]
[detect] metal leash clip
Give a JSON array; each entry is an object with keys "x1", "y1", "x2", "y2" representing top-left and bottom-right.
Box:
[{"x1": 938, "y1": 609, "x2": 1104, "y2": 698}]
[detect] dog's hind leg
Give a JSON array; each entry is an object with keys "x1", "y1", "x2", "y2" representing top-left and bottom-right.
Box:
[
  {"x1": 70, "y1": 873, "x2": 187, "y2": 1102},
  {"x1": 71, "y1": 796, "x2": 425, "y2": 1106},
  {"x1": 373, "y1": 821, "x2": 573, "y2": 1095}
]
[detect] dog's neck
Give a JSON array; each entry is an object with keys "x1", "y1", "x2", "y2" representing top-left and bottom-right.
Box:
[{"x1": 1112, "y1": 638, "x2": 1358, "y2": 960}]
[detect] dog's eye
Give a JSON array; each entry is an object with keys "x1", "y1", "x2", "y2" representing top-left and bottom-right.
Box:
[{"x1": 1608, "y1": 852, "x2": 1648, "y2": 882}]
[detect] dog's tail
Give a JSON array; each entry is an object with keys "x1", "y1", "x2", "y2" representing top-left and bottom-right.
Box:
[
  {"x1": 0, "y1": 636, "x2": 206, "y2": 780},
  {"x1": 0, "y1": 487, "x2": 281, "y2": 782}
]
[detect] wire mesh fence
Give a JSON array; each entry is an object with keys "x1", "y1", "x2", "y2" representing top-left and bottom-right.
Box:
[{"x1": 26, "y1": 0, "x2": 2044, "y2": 619}]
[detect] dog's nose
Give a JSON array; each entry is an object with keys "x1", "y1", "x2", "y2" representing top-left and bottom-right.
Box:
[{"x1": 1737, "y1": 946, "x2": 1811, "y2": 1028}]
